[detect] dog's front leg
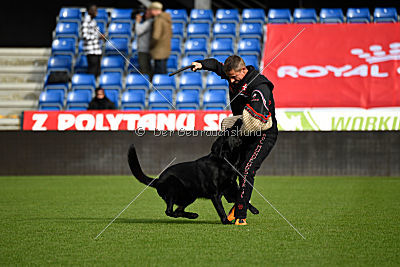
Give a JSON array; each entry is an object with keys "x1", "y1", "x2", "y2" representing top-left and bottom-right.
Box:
[{"x1": 211, "y1": 195, "x2": 232, "y2": 225}]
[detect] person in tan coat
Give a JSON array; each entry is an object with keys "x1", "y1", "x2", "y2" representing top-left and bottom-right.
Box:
[{"x1": 148, "y1": 2, "x2": 172, "y2": 74}]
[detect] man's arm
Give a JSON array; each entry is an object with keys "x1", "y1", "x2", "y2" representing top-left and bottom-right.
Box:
[
  {"x1": 191, "y1": 58, "x2": 228, "y2": 79},
  {"x1": 135, "y1": 15, "x2": 152, "y2": 37}
]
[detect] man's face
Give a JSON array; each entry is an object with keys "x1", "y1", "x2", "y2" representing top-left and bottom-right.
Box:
[
  {"x1": 96, "y1": 89, "x2": 105, "y2": 99},
  {"x1": 149, "y1": 8, "x2": 162, "y2": 17},
  {"x1": 88, "y1": 6, "x2": 98, "y2": 18},
  {"x1": 226, "y1": 67, "x2": 247, "y2": 84}
]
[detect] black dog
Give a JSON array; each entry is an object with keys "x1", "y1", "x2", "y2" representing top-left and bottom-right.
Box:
[{"x1": 128, "y1": 125, "x2": 259, "y2": 224}]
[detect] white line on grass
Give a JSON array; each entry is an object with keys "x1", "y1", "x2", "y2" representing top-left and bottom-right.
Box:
[
  {"x1": 224, "y1": 157, "x2": 306, "y2": 240},
  {"x1": 94, "y1": 157, "x2": 176, "y2": 240}
]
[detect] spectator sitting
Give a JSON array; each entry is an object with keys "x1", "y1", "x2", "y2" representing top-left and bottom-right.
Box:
[{"x1": 88, "y1": 88, "x2": 116, "y2": 110}]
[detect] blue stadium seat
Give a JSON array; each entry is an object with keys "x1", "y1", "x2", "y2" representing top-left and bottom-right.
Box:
[
  {"x1": 96, "y1": 21, "x2": 106, "y2": 35},
  {"x1": 47, "y1": 55, "x2": 72, "y2": 75},
  {"x1": 242, "y1": 9, "x2": 266, "y2": 24},
  {"x1": 238, "y1": 38, "x2": 261, "y2": 58},
  {"x1": 108, "y1": 22, "x2": 132, "y2": 38},
  {"x1": 216, "y1": 9, "x2": 240, "y2": 24},
  {"x1": 51, "y1": 38, "x2": 75, "y2": 57},
  {"x1": 185, "y1": 38, "x2": 208, "y2": 57},
  {"x1": 71, "y1": 73, "x2": 96, "y2": 95},
  {"x1": 105, "y1": 37, "x2": 129, "y2": 56},
  {"x1": 203, "y1": 90, "x2": 227, "y2": 110},
  {"x1": 125, "y1": 73, "x2": 150, "y2": 91},
  {"x1": 176, "y1": 90, "x2": 200, "y2": 110},
  {"x1": 55, "y1": 22, "x2": 79, "y2": 41},
  {"x1": 74, "y1": 54, "x2": 88, "y2": 73},
  {"x1": 241, "y1": 55, "x2": 259, "y2": 70},
  {"x1": 206, "y1": 73, "x2": 228, "y2": 90},
  {"x1": 104, "y1": 90, "x2": 119, "y2": 108},
  {"x1": 59, "y1": 8, "x2": 82, "y2": 24},
  {"x1": 374, "y1": 7, "x2": 398, "y2": 23},
  {"x1": 172, "y1": 23, "x2": 185, "y2": 40},
  {"x1": 179, "y1": 72, "x2": 203, "y2": 91},
  {"x1": 346, "y1": 8, "x2": 371, "y2": 23},
  {"x1": 239, "y1": 23, "x2": 263, "y2": 39},
  {"x1": 131, "y1": 39, "x2": 137, "y2": 55},
  {"x1": 152, "y1": 74, "x2": 176, "y2": 90},
  {"x1": 167, "y1": 55, "x2": 178, "y2": 73},
  {"x1": 101, "y1": 55, "x2": 125, "y2": 74},
  {"x1": 293, "y1": 8, "x2": 318, "y2": 23},
  {"x1": 66, "y1": 91, "x2": 91, "y2": 110},
  {"x1": 127, "y1": 55, "x2": 140, "y2": 73},
  {"x1": 181, "y1": 55, "x2": 205, "y2": 69},
  {"x1": 211, "y1": 38, "x2": 234, "y2": 56},
  {"x1": 121, "y1": 90, "x2": 146, "y2": 110},
  {"x1": 148, "y1": 90, "x2": 174, "y2": 110},
  {"x1": 267, "y1": 9, "x2": 292, "y2": 24},
  {"x1": 110, "y1": 9, "x2": 133, "y2": 23},
  {"x1": 44, "y1": 88, "x2": 67, "y2": 99},
  {"x1": 38, "y1": 91, "x2": 64, "y2": 111},
  {"x1": 44, "y1": 74, "x2": 69, "y2": 93},
  {"x1": 320, "y1": 8, "x2": 345, "y2": 23},
  {"x1": 170, "y1": 37, "x2": 181, "y2": 56},
  {"x1": 95, "y1": 8, "x2": 109, "y2": 25},
  {"x1": 99, "y1": 72, "x2": 123, "y2": 91},
  {"x1": 166, "y1": 9, "x2": 188, "y2": 24},
  {"x1": 213, "y1": 54, "x2": 229, "y2": 63},
  {"x1": 213, "y1": 23, "x2": 236, "y2": 39},
  {"x1": 190, "y1": 9, "x2": 213, "y2": 25},
  {"x1": 187, "y1": 23, "x2": 210, "y2": 39}
]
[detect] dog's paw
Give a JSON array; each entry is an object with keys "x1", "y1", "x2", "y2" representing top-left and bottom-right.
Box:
[{"x1": 186, "y1": 212, "x2": 199, "y2": 219}]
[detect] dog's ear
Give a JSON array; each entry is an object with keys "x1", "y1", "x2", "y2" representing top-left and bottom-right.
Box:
[{"x1": 211, "y1": 136, "x2": 230, "y2": 159}]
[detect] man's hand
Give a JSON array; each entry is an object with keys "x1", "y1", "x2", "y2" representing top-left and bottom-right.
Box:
[{"x1": 191, "y1": 62, "x2": 202, "y2": 72}]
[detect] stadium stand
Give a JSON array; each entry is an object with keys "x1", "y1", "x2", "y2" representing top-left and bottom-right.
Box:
[
  {"x1": 32, "y1": 5, "x2": 399, "y2": 113},
  {"x1": 38, "y1": 91, "x2": 64, "y2": 111},
  {"x1": 66, "y1": 90, "x2": 91, "y2": 110}
]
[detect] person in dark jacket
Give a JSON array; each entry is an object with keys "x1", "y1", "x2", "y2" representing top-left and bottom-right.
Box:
[
  {"x1": 88, "y1": 88, "x2": 116, "y2": 110},
  {"x1": 191, "y1": 55, "x2": 278, "y2": 225}
]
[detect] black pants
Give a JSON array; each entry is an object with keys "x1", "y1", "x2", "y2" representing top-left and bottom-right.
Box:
[
  {"x1": 87, "y1": 54, "x2": 101, "y2": 78},
  {"x1": 138, "y1": 52, "x2": 152, "y2": 79},
  {"x1": 234, "y1": 131, "x2": 278, "y2": 219},
  {"x1": 154, "y1": 59, "x2": 167, "y2": 74}
]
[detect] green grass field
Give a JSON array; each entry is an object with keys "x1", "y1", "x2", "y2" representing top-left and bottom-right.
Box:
[{"x1": 0, "y1": 176, "x2": 399, "y2": 266}]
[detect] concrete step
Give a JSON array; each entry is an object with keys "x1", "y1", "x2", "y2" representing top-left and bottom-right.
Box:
[
  {"x1": 0, "y1": 118, "x2": 20, "y2": 130},
  {"x1": 0, "y1": 83, "x2": 42, "y2": 101},
  {"x1": 0, "y1": 55, "x2": 48, "y2": 67},
  {"x1": 0, "y1": 48, "x2": 51, "y2": 57},
  {"x1": 0, "y1": 100, "x2": 37, "y2": 116},
  {"x1": 0, "y1": 65, "x2": 47, "y2": 74},
  {"x1": 0, "y1": 73, "x2": 45, "y2": 83}
]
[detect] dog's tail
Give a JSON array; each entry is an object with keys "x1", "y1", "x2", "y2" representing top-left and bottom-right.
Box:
[{"x1": 128, "y1": 144, "x2": 158, "y2": 188}]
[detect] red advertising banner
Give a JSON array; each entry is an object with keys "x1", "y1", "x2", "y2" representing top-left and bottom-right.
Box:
[
  {"x1": 263, "y1": 23, "x2": 400, "y2": 108},
  {"x1": 22, "y1": 111, "x2": 232, "y2": 131}
]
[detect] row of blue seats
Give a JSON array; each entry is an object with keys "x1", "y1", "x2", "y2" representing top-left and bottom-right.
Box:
[
  {"x1": 58, "y1": 7, "x2": 400, "y2": 26},
  {"x1": 51, "y1": 37, "x2": 262, "y2": 60},
  {"x1": 55, "y1": 21, "x2": 264, "y2": 41},
  {"x1": 48, "y1": 53, "x2": 260, "y2": 77},
  {"x1": 58, "y1": 8, "x2": 267, "y2": 25},
  {"x1": 44, "y1": 72, "x2": 232, "y2": 94},
  {"x1": 39, "y1": 88, "x2": 228, "y2": 111}
]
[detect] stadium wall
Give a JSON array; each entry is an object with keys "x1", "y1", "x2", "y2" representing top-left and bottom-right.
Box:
[{"x1": 1, "y1": 131, "x2": 399, "y2": 176}]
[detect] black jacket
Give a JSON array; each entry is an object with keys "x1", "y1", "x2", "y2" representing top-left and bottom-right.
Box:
[
  {"x1": 88, "y1": 97, "x2": 116, "y2": 110},
  {"x1": 198, "y1": 58, "x2": 278, "y2": 133}
]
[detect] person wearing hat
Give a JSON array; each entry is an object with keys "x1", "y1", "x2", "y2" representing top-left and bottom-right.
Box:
[{"x1": 148, "y1": 2, "x2": 172, "y2": 74}]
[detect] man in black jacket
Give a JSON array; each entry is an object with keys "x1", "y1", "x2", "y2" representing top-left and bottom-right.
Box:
[
  {"x1": 88, "y1": 88, "x2": 116, "y2": 110},
  {"x1": 191, "y1": 55, "x2": 278, "y2": 225}
]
